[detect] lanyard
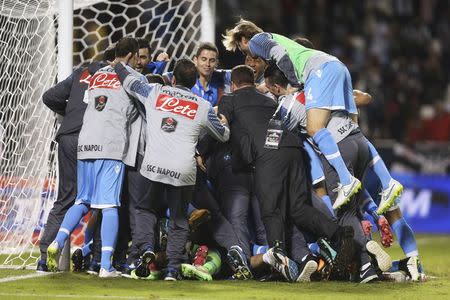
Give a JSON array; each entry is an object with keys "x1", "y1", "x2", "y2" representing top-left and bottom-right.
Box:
[{"x1": 273, "y1": 95, "x2": 296, "y2": 121}]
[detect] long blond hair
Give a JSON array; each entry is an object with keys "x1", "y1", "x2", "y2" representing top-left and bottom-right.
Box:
[{"x1": 222, "y1": 19, "x2": 263, "y2": 52}]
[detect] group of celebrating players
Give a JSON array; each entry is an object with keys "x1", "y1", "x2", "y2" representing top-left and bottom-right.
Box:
[{"x1": 37, "y1": 19, "x2": 425, "y2": 283}]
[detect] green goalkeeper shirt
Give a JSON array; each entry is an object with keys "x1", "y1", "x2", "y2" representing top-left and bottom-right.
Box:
[{"x1": 249, "y1": 33, "x2": 337, "y2": 85}]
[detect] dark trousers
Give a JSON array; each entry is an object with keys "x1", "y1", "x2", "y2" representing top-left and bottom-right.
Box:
[
  {"x1": 249, "y1": 190, "x2": 268, "y2": 246},
  {"x1": 254, "y1": 148, "x2": 339, "y2": 248},
  {"x1": 215, "y1": 165, "x2": 254, "y2": 258},
  {"x1": 287, "y1": 223, "x2": 311, "y2": 264},
  {"x1": 90, "y1": 210, "x2": 102, "y2": 263},
  {"x1": 39, "y1": 133, "x2": 78, "y2": 261},
  {"x1": 192, "y1": 170, "x2": 242, "y2": 252},
  {"x1": 134, "y1": 181, "x2": 191, "y2": 270},
  {"x1": 321, "y1": 132, "x2": 371, "y2": 265},
  {"x1": 119, "y1": 154, "x2": 148, "y2": 265}
]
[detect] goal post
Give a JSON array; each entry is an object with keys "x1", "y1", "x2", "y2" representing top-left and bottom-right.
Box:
[{"x1": 0, "y1": 0, "x2": 215, "y2": 269}]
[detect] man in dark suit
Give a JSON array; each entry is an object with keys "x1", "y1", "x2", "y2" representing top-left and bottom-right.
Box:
[
  {"x1": 218, "y1": 65, "x2": 355, "y2": 282},
  {"x1": 39, "y1": 51, "x2": 112, "y2": 272}
]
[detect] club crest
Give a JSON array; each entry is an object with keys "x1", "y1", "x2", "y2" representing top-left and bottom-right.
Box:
[
  {"x1": 161, "y1": 117, "x2": 177, "y2": 132},
  {"x1": 95, "y1": 95, "x2": 108, "y2": 111}
]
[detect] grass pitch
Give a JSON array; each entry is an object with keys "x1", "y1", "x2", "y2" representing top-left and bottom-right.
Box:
[{"x1": 0, "y1": 234, "x2": 449, "y2": 300}]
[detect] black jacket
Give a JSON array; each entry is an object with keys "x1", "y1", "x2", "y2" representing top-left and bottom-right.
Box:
[
  {"x1": 218, "y1": 86, "x2": 301, "y2": 171},
  {"x1": 42, "y1": 62, "x2": 105, "y2": 140}
]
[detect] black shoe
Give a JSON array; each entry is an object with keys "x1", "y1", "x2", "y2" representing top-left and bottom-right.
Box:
[
  {"x1": 120, "y1": 263, "x2": 136, "y2": 278},
  {"x1": 135, "y1": 250, "x2": 156, "y2": 278},
  {"x1": 164, "y1": 268, "x2": 181, "y2": 281},
  {"x1": 36, "y1": 260, "x2": 49, "y2": 273},
  {"x1": 113, "y1": 262, "x2": 129, "y2": 274},
  {"x1": 333, "y1": 226, "x2": 355, "y2": 276},
  {"x1": 258, "y1": 272, "x2": 284, "y2": 282},
  {"x1": 359, "y1": 264, "x2": 380, "y2": 283},
  {"x1": 71, "y1": 249, "x2": 84, "y2": 272},
  {"x1": 87, "y1": 261, "x2": 100, "y2": 275},
  {"x1": 227, "y1": 245, "x2": 253, "y2": 280},
  {"x1": 317, "y1": 238, "x2": 337, "y2": 266},
  {"x1": 296, "y1": 254, "x2": 318, "y2": 282}
]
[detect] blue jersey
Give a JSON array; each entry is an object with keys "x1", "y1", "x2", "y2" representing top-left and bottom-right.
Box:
[
  {"x1": 165, "y1": 70, "x2": 231, "y2": 106},
  {"x1": 191, "y1": 70, "x2": 231, "y2": 106},
  {"x1": 146, "y1": 61, "x2": 167, "y2": 75}
]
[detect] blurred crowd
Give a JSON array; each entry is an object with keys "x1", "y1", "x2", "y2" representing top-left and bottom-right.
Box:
[{"x1": 215, "y1": 0, "x2": 450, "y2": 144}]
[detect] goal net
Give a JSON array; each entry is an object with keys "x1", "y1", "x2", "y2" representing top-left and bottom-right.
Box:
[{"x1": 0, "y1": 0, "x2": 215, "y2": 269}]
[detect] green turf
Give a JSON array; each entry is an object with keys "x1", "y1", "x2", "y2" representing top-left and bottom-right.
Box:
[
  {"x1": 0, "y1": 235, "x2": 449, "y2": 300},
  {"x1": 0, "y1": 269, "x2": 34, "y2": 279}
]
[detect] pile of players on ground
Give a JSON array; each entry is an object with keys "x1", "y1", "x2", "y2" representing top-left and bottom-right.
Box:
[{"x1": 38, "y1": 19, "x2": 425, "y2": 284}]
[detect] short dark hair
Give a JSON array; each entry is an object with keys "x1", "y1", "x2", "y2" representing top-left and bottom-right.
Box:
[
  {"x1": 115, "y1": 37, "x2": 139, "y2": 58},
  {"x1": 102, "y1": 44, "x2": 116, "y2": 62},
  {"x1": 293, "y1": 36, "x2": 315, "y2": 49},
  {"x1": 231, "y1": 65, "x2": 255, "y2": 87},
  {"x1": 145, "y1": 74, "x2": 165, "y2": 85},
  {"x1": 173, "y1": 58, "x2": 198, "y2": 88},
  {"x1": 195, "y1": 42, "x2": 219, "y2": 57},
  {"x1": 137, "y1": 38, "x2": 152, "y2": 53},
  {"x1": 264, "y1": 63, "x2": 289, "y2": 88}
]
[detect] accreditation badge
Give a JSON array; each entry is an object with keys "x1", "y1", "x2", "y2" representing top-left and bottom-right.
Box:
[{"x1": 264, "y1": 119, "x2": 283, "y2": 149}]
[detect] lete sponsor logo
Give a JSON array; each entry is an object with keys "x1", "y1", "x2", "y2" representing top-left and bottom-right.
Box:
[
  {"x1": 79, "y1": 69, "x2": 92, "y2": 85},
  {"x1": 89, "y1": 72, "x2": 121, "y2": 90},
  {"x1": 155, "y1": 94, "x2": 198, "y2": 119}
]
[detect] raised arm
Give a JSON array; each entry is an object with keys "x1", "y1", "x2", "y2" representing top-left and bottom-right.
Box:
[
  {"x1": 249, "y1": 33, "x2": 300, "y2": 86},
  {"x1": 114, "y1": 62, "x2": 158, "y2": 104}
]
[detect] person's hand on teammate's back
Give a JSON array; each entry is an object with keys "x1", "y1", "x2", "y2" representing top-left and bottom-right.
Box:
[
  {"x1": 195, "y1": 155, "x2": 207, "y2": 172},
  {"x1": 219, "y1": 114, "x2": 228, "y2": 126}
]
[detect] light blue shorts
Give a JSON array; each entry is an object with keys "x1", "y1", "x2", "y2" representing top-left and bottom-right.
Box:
[
  {"x1": 303, "y1": 140, "x2": 325, "y2": 185},
  {"x1": 75, "y1": 159, "x2": 125, "y2": 209},
  {"x1": 304, "y1": 61, "x2": 357, "y2": 114}
]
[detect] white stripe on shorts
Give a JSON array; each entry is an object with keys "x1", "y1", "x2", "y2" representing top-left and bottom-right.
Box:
[
  {"x1": 91, "y1": 204, "x2": 118, "y2": 209},
  {"x1": 74, "y1": 199, "x2": 90, "y2": 206},
  {"x1": 312, "y1": 176, "x2": 325, "y2": 186}
]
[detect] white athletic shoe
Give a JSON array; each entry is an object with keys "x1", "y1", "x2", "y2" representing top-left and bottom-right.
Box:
[
  {"x1": 46, "y1": 241, "x2": 61, "y2": 272},
  {"x1": 382, "y1": 271, "x2": 407, "y2": 282},
  {"x1": 332, "y1": 176, "x2": 362, "y2": 210},
  {"x1": 99, "y1": 268, "x2": 120, "y2": 278},
  {"x1": 377, "y1": 179, "x2": 403, "y2": 214},
  {"x1": 296, "y1": 255, "x2": 318, "y2": 282},
  {"x1": 264, "y1": 247, "x2": 299, "y2": 282},
  {"x1": 366, "y1": 240, "x2": 392, "y2": 272},
  {"x1": 406, "y1": 256, "x2": 420, "y2": 282}
]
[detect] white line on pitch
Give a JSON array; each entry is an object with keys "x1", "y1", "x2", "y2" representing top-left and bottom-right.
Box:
[{"x1": 0, "y1": 272, "x2": 53, "y2": 283}]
